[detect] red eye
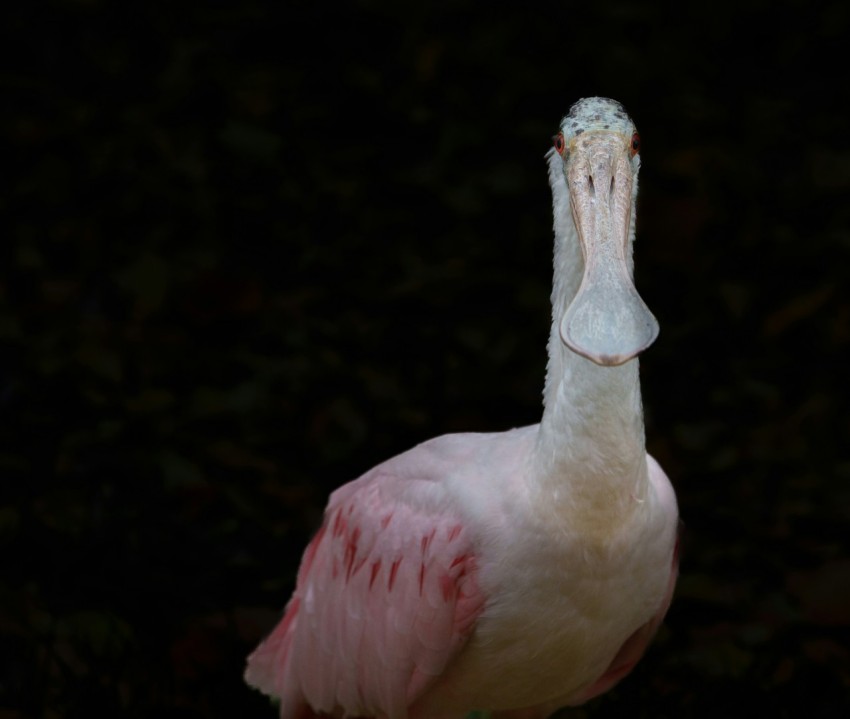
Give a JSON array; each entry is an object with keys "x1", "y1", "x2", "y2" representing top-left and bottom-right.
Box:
[
  {"x1": 554, "y1": 132, "x2": 566, "y2": 156},
  {"x1": 630, "y1": 132, "x2": 641, "y2": 157}
]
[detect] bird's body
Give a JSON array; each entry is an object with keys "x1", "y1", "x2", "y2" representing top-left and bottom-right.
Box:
[{"x1": 246, "y1": 98, "x2": 679, "y2": 719}]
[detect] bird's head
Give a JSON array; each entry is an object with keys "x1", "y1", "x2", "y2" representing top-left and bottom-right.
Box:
[{"x1": 550, "y1": 97, "x2": 659, "y2": 366}]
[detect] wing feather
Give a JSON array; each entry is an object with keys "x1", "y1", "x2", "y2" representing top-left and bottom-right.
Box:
[{"x1": 245, "y1": 471, "x2": 485, "y2": 719}]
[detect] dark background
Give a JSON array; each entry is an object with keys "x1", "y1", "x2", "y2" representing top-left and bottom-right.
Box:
[{"x1": 3, "y1": 1, "x2": 849, "y2": 717}]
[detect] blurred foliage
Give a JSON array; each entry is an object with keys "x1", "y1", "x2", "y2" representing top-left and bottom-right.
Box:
[{"x1": 2, "y1": 0, "x2": 849, "y2": 716}]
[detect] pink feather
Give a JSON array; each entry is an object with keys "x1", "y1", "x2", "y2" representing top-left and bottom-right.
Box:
[{"x1": 245, "y1": 472, "x2": 485, "y2": 718}]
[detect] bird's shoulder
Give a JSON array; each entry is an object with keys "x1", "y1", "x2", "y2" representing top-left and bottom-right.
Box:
[
  {"x1": 646, "y1": 452, "x2": 677, "y2": 518},
  {"x1": 328, "y1": 425, "x2": 538, "y2": 530}
]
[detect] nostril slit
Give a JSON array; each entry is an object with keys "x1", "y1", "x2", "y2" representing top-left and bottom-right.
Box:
[
  {"x1": 588, "y1": 176, "x2": 594, "y2": 195},
  {"x1": 610, "y1": 177, "x2": 615, "y2": 194}
]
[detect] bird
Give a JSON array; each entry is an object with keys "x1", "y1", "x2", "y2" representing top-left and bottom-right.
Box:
[{"x1": 245, "y1": 97, "x2": 679, "y2": 719}]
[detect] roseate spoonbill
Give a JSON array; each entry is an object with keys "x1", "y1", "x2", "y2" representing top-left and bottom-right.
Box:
[{"x1": 245, "y1": 97, "x2": 679, "y2": 718}]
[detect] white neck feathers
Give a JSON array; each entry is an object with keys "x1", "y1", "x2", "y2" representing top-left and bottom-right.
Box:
[{"x1": 532, "y1": 150, "x2": 648, "y2": 529}]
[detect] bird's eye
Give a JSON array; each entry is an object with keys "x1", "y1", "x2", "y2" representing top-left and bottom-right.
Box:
[
  {"x1": 630, "y1": 132, "x2": 641, "y2": 158},
  {"x1": 554, "y1": 133, "x2": 566, "y2": 156}
]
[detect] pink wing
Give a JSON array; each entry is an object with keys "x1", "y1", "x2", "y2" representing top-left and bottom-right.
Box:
[{"x1": 245, "y1": 471, "x2": 485, "y2": 719}]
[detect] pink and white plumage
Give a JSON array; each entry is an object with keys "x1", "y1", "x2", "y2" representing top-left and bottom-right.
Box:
[{"x1": 246, "y1": 98, "x2": 679, "y2": 719}]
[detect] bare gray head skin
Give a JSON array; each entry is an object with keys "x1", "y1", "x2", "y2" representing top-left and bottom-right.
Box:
[{"x1": 553, "y1": 97, "x2": 659, "y2": 366}]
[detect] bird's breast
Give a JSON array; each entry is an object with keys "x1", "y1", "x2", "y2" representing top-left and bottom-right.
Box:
[{"x1": 428, "y1": 486, "x2": 675, "y2": 711}]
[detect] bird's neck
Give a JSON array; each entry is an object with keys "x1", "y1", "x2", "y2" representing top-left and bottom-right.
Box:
[{"x1": 533, "y1": 216, "x2": 648, "y2": 532}]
